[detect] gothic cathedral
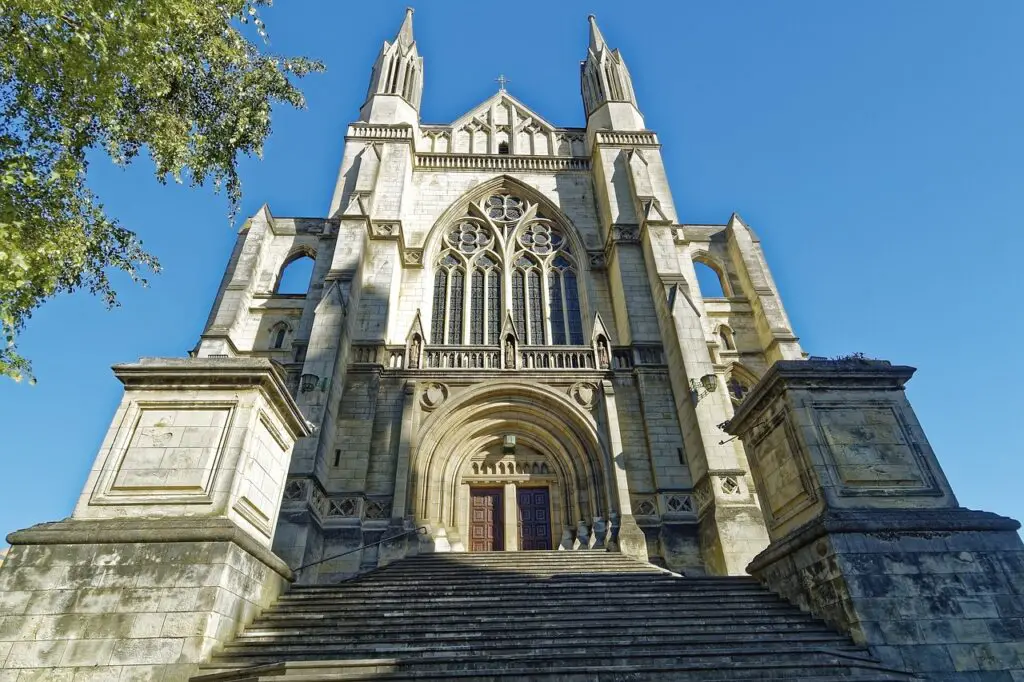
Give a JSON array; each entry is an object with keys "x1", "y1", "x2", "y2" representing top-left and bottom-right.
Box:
[
  {"x1": 190, "y1": 9, "x2": 799, "y2": 578},
  {"x1": 5, "y1": 10, "x2": 1024, "y2": 681}
]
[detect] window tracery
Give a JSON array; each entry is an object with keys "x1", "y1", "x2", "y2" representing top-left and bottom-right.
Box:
[{"x1": 430, "y1": 193, "x2": 585, "y2": 347}]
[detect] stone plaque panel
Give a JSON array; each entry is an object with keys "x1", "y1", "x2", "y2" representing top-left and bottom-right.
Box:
[{"x1": 812, "y1": 403, "x2": 939, "y2": 497}]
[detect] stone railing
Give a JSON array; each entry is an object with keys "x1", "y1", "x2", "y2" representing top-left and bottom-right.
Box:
[
  {"x1": 593, "y1": 131, "x2": 660, "y2": 147},
  {"x1": 424, "y1": 346, "x2": 501, "y2": 369},
  {"x1": 415, "y1": 154, "x2": 589, "y2": 172},
  {"x1": 519, "y1": 346, "x2": 595, "y2": 370}
]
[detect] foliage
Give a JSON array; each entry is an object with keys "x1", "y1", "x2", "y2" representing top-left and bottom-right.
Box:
[{"x1": 0, "y1": 0, "x2": 323, "y2": 381}]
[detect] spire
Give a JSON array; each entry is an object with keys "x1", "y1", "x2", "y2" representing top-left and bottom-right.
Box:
[
  {"x1": 396, "y1": 7, "x2": 415, "y2": 50},
  {"x1": 359, "y1": 7, "x2": 424, "y2": 123},
  {"x1": 588, "y1": 14, "x2": 607, "y2": 53},
  {"x1": 580, "y1": 14, "x2": 644, "y2": 129}
]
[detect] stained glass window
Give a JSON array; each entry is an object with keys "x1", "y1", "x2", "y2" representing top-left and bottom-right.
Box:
[
  {"x1": 430, "y1": 269, "x2": 447, "y2": 344},
  {"x1": 528, "y1": 270, "x2": 543, "y2": 345},
  {"x1": 470, "y1": 269, "x2": 485, "y2": 344},
  {"x1": 565, "y1": 270, "x2": 583, "y2": 344},
  {"x1": 512, "y1": 270, "x2": 527, "y2": 344},
  {"x1": 548, "y1": 271, "x2": 566, "y2": 345},
  {"x1": 448, "y1": 269, "x2": 464, "y2": 344},
  {"x1": 487, "y1": 274, "x2": 501, "y2": 344}
]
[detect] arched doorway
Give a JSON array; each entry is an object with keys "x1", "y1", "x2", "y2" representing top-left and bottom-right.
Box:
[{"x1": 411, "y1": 381, "x2": 612, "y2": 552}]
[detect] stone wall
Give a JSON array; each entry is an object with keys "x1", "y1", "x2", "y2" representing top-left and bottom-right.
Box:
[
  {"x1": 749, "y1": 509, "x2": 1024, "y2": 680},
  {"x1": 0, "y1": 519, "x2": 290, "y2": 681}
]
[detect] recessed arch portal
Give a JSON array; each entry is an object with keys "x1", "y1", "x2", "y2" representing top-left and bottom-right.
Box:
[{"x1": 411, "y1": 381, "x2": 613, "y2": 549}]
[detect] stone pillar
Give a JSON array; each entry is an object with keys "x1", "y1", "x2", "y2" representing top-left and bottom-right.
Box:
[
  {"x1": 600, "y1": 380, "x2": 648, "y2": 561},
  {"x1": 503, "y1": 482, "x2": 519, "y2": 552},
  {"x1": 0, "y1": 358, "x2": 312, "y2": 680},
  {"x1": 725, "y1": 358, "x2": 1024, "y2": 680}
]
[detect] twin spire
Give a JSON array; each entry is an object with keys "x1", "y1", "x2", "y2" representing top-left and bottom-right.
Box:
[
  {"x1": 362, "y1": 10, "x2": 639, "y2": 124},
  {"x1": 361, "y1": 7, "x2": 423, "y2": 117}
]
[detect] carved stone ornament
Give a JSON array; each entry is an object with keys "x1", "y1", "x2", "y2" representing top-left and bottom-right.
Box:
[
  {"x1": 420, "y1": 382, "x2": 449, "y2": 410},
  {"x1": 372, "y1": 222, "x2": 398, "y2": 237},
  {"x1": 588, "y1": 251, "x2": 607, "y2": 269},
  {"x1": 569, "y1": 381, "x2": 599, "y2": 410},
  {"x1": 611, "y1": 225, "x2": 640, "y2": 243},
  {"x1": 403, "y1": 249, "x2": 424, "y2": 267}
]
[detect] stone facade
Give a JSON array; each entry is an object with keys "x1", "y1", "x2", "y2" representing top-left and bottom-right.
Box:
[{"x1": 186, "y1": 10, "x2": 798, "y2": 581}]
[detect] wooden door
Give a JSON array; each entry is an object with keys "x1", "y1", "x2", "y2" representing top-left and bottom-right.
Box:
[
  {"x1": 469, "y1": 488, "x2": 503, "y2": 552},
  {"x1": 517, "y1": 487, "x2": 551, "y2": 551}
]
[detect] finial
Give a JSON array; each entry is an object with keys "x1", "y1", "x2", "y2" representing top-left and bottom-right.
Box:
[{"x1": 496, "y1": 74, "x2": 510, "y2": 92}]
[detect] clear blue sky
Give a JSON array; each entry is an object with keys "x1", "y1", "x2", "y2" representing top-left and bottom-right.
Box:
[{"x1": 2, "y1": 1, "x2": 1022, "y2": 542}]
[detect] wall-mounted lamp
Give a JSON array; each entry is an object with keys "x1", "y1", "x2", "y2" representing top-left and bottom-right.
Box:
[
  {"x1": 689, "y1": 373, "x2": 718, "y2": 404},
  {"x1": 503, "y1": 434, "x2": 516, "y2": 454},
  {"x1": 299, "y1": 373, "x2": 320, "y2": 393}
]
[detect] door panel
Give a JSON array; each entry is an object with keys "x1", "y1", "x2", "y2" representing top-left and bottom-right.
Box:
[
  {"x1": 517, "y1": 488, "x2": 551, "y2": 551},
  {"x1": 469, "y1": 488, "x2": 503, "y2": 552}
]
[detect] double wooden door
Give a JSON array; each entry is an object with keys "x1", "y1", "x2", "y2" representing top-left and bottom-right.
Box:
[{"x1": 469, "y1": 487, "x2": 552, "y2": 552}]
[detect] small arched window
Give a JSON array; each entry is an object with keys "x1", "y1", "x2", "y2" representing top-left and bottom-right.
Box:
[
  {"x1": 693, "y1": 259, "x2": 727, "y2": 298},
  {"x1": 269, "y1": 322, "x2": 290, "y2": 350},
  {"x1": 718, "y1": 325, "x2": 736, "y2": 351},
  {"x1": 498, "y1": 141, "x2": 510, "y2": 155},
  {"x1": 275, "y1": 254, "x2": 315, "y2": 295}
]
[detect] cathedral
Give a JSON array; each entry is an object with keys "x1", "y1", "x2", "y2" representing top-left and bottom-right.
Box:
[
  {"x1": 194, "y1": 8, "x2": 798, "y2": 579},
  {"x1": 2, "y1": 10, "x2": 1024, "y2": 681}
]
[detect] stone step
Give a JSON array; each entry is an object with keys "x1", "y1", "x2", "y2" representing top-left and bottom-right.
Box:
[
  {"x1": 287, "y1": 578, "x2": 763, "y2": 594},
  {"x1": 238, "y1": 618, "x2": 836, "y2": 640},
  {"x1": 260, "y1": 600, "x2": 805, "y2": 621},
  {"x1": 197, "y1": 552, "x2": 918, "y2": 682},
  {"x1": 277, "y1": 586, "x2": 790, "y2": 602},
  {"x1": 195, "y1": 648, "x2": 917, "y2": 680},
  {"x1": 215, "y1": 640, "x2": 866, "y2": 664},
  {"x1": 224, "y1": 631, "x2": 852, "y2": 653},
  {"x1": 250, "y1": 610, "x2": 825, "y2": 632}
]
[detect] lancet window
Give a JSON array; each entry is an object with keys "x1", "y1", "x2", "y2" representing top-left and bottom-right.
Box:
[{"x1": 430, "y1": 193, "x2": 585, "y2": 347}]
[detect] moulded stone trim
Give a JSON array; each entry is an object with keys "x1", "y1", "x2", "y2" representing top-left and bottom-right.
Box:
[{"x1": 90, "y1": 400, "x2": 237, "y2": 507}]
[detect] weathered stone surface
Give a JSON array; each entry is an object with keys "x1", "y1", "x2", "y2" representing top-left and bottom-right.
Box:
[
  {"x1": 0, "y1": 519, "x2": 290, "y2": 680},
  {"x1": 728, "y1": 359, "x2": 1024, "y2": 679}
]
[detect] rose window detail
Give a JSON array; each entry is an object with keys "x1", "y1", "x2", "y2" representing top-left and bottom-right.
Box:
[
  {"x1": 486, "y1": 195, "x2": 524, "y2": 223},
  {"x1": 518, "y1": 223, "x2": 564, "y2": 255},
  {"x1": 446, "y1": 222, "x2": 492, "y2": 254}
]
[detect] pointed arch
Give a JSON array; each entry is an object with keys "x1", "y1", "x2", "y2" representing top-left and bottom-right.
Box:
[
  {"x1": 423, "y1": 175, "x2": 588, "y2": 265},
  {"x1": 412, "y1": 381, "x2": 612, "y2": 530},
  {"x1": 424, "y1": 176, "x2": 592, "y2": 348},
  {"x1": 274, "y1": 247, "x2": 317, "y2": 295},
  {"x1": 690, "y1": 250, "x2": 732, "y2": 298}
]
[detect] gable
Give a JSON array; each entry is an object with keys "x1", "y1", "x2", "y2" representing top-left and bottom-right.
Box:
[{"x1": 420, "y1": 90, "x2": 586, "y2": 157}]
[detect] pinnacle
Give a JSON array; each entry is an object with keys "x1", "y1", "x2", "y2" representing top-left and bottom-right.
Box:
[
  {"x1": 396, "y1": 6, "x2": 415, "y2": 48},
  {"x1": 588, "y1": 13, "x2": 608, "y2": 52}
]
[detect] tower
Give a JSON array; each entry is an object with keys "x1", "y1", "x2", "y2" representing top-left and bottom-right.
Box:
[{"x1": 5, "y1": 11, "x2": 1024, "y2": 681}]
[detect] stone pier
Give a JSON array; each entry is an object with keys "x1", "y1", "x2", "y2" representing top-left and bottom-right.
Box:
[{"x1": 726, "y1": 358, "x2": 1024, "y2": 680}]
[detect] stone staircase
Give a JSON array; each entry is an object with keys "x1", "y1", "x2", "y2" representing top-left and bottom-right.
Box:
[{"x1": 193, "y1": 551, "x2": 919, "y2": 681}]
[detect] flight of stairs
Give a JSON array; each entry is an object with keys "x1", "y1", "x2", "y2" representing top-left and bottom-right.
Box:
[{"x1": 193, "y1": 551, "x2": 919, "y2": 681}]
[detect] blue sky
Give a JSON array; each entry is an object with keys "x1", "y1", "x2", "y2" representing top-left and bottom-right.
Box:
[{"x1": 2, "y1": 1, "x2": 1022, "y2": 541}]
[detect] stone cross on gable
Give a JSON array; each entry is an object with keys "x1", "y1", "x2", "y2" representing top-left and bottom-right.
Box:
[{"x1": 496, "y1": 74, "x2": 510, "y2": 91}]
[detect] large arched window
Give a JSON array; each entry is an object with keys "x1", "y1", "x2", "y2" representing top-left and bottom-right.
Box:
[
  {"x1": 429, "y1": 192, "x2": 584, "y2": 347},
  {"x1": 275, "y1": 253, "x2": 315, "y2": 294},
  {"x1": 430, "y1": 221, "x2": 502, "y2": 345}
]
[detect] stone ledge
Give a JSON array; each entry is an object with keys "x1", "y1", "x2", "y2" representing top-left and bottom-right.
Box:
[
  {"x1": 6, "y1": 517, "x2": 294, "y2": 581},
  {"x1": 747, "y1": 507, "x2": 1021, "y2": 574},
  {"x1": 112, "y1": 357, "x2": 313, "y2": 440}
]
